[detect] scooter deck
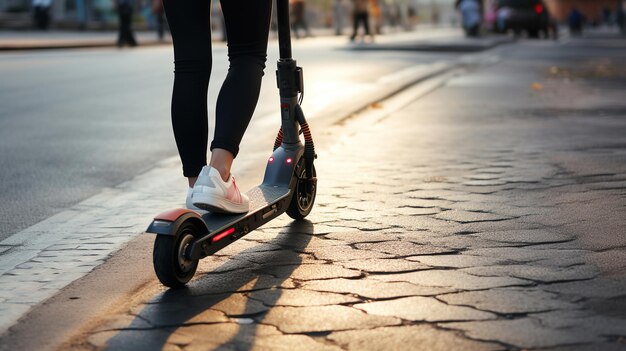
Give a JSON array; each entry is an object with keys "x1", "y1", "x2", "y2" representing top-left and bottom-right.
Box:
[
  {"x1": 199, "y1": 184, "x2": 291, "y2": 232},
  {"x1": 186, "y1": 184, "x2": 292, "y2": 259}
]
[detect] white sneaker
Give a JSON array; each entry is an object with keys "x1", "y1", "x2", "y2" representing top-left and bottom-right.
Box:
[
  {"x1": 192, "y1": 166, "x2": 249, "y2": 214},
  {"x1": 185, "y1": 188, "x2": 202, "y2": 211}
]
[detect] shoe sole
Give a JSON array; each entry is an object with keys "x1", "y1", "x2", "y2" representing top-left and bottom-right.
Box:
[{"x1": 192, "y1": 193, "x2": 249, "y2": 214}]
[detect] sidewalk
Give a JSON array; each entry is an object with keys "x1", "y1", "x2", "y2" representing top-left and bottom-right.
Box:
[
  {"x1": 0, "y1": 25, "x2": 503, "y2": 52},
  {"x1": 0, "y1": 30, "x2": 172, "y2": 50},
  {"x1": 0, "y1": 30, "x2": 462, "y2": 343},
  {"x1": 34, "y1": 34, "x2": 626, "y2": 350}
]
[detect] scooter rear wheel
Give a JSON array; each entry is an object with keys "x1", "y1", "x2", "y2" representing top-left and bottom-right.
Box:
[
  {"x1": 153, "y1": 221, "x2": 199, "y2": 288},
  {"x1": 287, "y1": 162, "x2": 316, "y2": 220}
]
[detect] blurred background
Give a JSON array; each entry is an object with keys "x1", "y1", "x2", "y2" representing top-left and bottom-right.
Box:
[
  {"x1": 0, "y1": 0, "x2": 622, "y2": 35},
  {"x1": 1, "y1": 0, "x2": 446, "y2": 32}
]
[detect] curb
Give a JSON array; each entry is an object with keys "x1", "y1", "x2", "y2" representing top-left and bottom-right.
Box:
[{"x1": 0, "y1": 40, "x2": 169, "y2": 51}]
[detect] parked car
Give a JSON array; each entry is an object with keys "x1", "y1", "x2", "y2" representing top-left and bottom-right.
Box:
[{"x1": 492, "y1": 0, "x2": 551, "y2": 38}]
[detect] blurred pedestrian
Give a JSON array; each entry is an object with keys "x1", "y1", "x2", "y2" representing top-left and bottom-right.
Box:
[
  {"x1": 76, "y1": 0, "x2": 88, "y2": 30},
  {"x1": 602, "y1": 7, "x2": 613, "y2": 27},
  {"x1": 162, "y1": 0, "x2": 272, "y2": 213},
  {"x1": 212, "y1": 3, "x2": 227, "y2": 42},
  {"x1": 546, "y1": 15, "x2": 558, "y2": 40},
  {"x1": 496, "y1": 5, "x2": 510, "y2": 32},
  {"x1": 431, "y1": 7, "x2": 440, "y2": 26},
  {"x1": 152, "y1": 0, "x2": 166, "y2": 41},
  {"x1": 32, "y1": 0, "x2": 52, "y2": 30},
  {"x1": 458, "y1": 0, "x2": 481, "y2": 37},
  {"x1": 568, "y1": 7, "x2": 584, "y2": 36},
  {"x1": 350, "y1": 0, "x2": 373, "y2": 42},
  {"x1": 270, "y1": 1, "x2": 279, "y2": 37},
  {"x1": 114, "y1": 0, "x2": 137, "y2": 47},
  {"x1": 386, "y1": 3, "x2": 401, "y2": 32},
  {"x1": 333, "y1": 0, "x2": 346, "y2": 35},
  {"x1": 291, "y1": 0, "x2": 312, "y2": 39},
  {"x1": 617, "y1": 2, "x2": 626, "y2": 33},
  {"x1": 370, "y1": 0, "x2": 382, "y2": 34},
  {"x1": 407, "y1": 5, "x2": 418, "y2": 30}
]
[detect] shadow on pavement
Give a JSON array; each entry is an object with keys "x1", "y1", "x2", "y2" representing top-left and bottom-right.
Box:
[{"x1": 104, "y1": 220, "x2": 314, "y2": 351}]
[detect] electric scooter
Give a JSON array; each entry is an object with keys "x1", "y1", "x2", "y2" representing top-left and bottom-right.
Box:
[{"x1": 146, "y1": 0, "x2": 317, "y2": 288}]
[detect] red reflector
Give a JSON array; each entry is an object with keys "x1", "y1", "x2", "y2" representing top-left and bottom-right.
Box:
[
  {"x1": 281, "y1": 103, "x2": 289, "y2": 109},
  {"x1": 211, "y1": 227, "x2": 235, "y2": 243},
  {"x1": 535, "y1": 4, "x2": 543, "y2": 13},
  {"x1": 286, "y1": 158, "x2": 293, "y2": 164},
  {"x1": 269, "y1": 157, "x2": 275, "y2": 163}
]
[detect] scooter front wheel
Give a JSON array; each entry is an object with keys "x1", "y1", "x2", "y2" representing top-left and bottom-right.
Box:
[
  {"x1": 153, "y1": 221, "x2": 199, "y2": 288},
  {"x1": 287, "y1": 162, "x2": 316, "y2": 220}
]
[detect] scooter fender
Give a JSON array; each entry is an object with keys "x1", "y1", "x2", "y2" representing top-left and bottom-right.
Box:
[
  {"x1": 146, "y1": 209, "x2": 206, "y2": 236},
  {"x1": 263, "y1": 146, "x2": 303, "y2": 186}
]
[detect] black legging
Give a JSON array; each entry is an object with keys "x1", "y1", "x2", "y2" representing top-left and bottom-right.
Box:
[
  {"x1": 117, "y1": 4, "x2": 137, "y2": 47},
  {"x1": 163, "y1": 0, "x2": 272, "y2": 177},
  {"x1": 351, "y1": 11, "x2": 370, "y2": 40}
]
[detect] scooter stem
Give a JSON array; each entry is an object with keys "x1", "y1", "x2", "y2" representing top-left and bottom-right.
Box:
[
  {"x1": 276, "y1": 0, "x2": 292, "y2": 60},
  {"x1": 275, "y1": 0, "x2": 304, "y2": 148}
]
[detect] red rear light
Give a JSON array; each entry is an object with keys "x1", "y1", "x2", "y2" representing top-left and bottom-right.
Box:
[
  {"x1": 535, "y1": 4, "x2": 543, "y2": 14},
  {"x1": 211, "y1": 227, "x2": 235, "y2": 243}
]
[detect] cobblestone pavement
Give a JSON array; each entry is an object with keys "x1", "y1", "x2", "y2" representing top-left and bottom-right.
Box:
[
  {"x1": 0, "y1": 55, "x2": 457, "y2": 337},
  {"x1": 55, "y1": 37, "x2": 626, "y2": 350}
]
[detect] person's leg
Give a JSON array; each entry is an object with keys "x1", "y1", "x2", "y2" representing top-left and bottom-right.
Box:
[
  {"x1": 162, "y1": 0, "x2": 212, "y2": 186},
  {"x1": 189, "y1": 0, "x2": 273, "y2": 213},
  {"x1": 120, "y1": 7, "x2": 137, "y2": 46},
  {"x1": 157, "y1": 13, "x2": 164, "y2": 40},
  {"x1": 42, "y1": 6, "x2": 50, "y2": 29},
  {"x1": 37, "y1": 6, "x2": 45, "y2": 29},
  {"x1": 34, "y1": 6, "x2": 41, "y2": 29},
  {"x1": 126, "y1": 8, "x2": 138, "y2": 46},
  {"x1": 351, "y1": 12, "x2": 359, "y2": 40},
  {"x1": 121, "y1": 11, "x2": 131, "y2": 44},
  {"x1": 117, "y1": 9, "x2": 124, "y2": 46},
  {"x1": 357, "y1": 13, "x2": 368, "y2": 38},
  {"x1": 209, "y1": 0, "x2": 272, "y2": 181},
  {"x1": 363, "y1": 12, "x2": 371, "y2": 36}
]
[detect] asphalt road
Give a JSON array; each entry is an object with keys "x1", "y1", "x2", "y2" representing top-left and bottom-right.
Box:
[{"x1": 0, "y1": 37, "x2": 454, "y2": 241}]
